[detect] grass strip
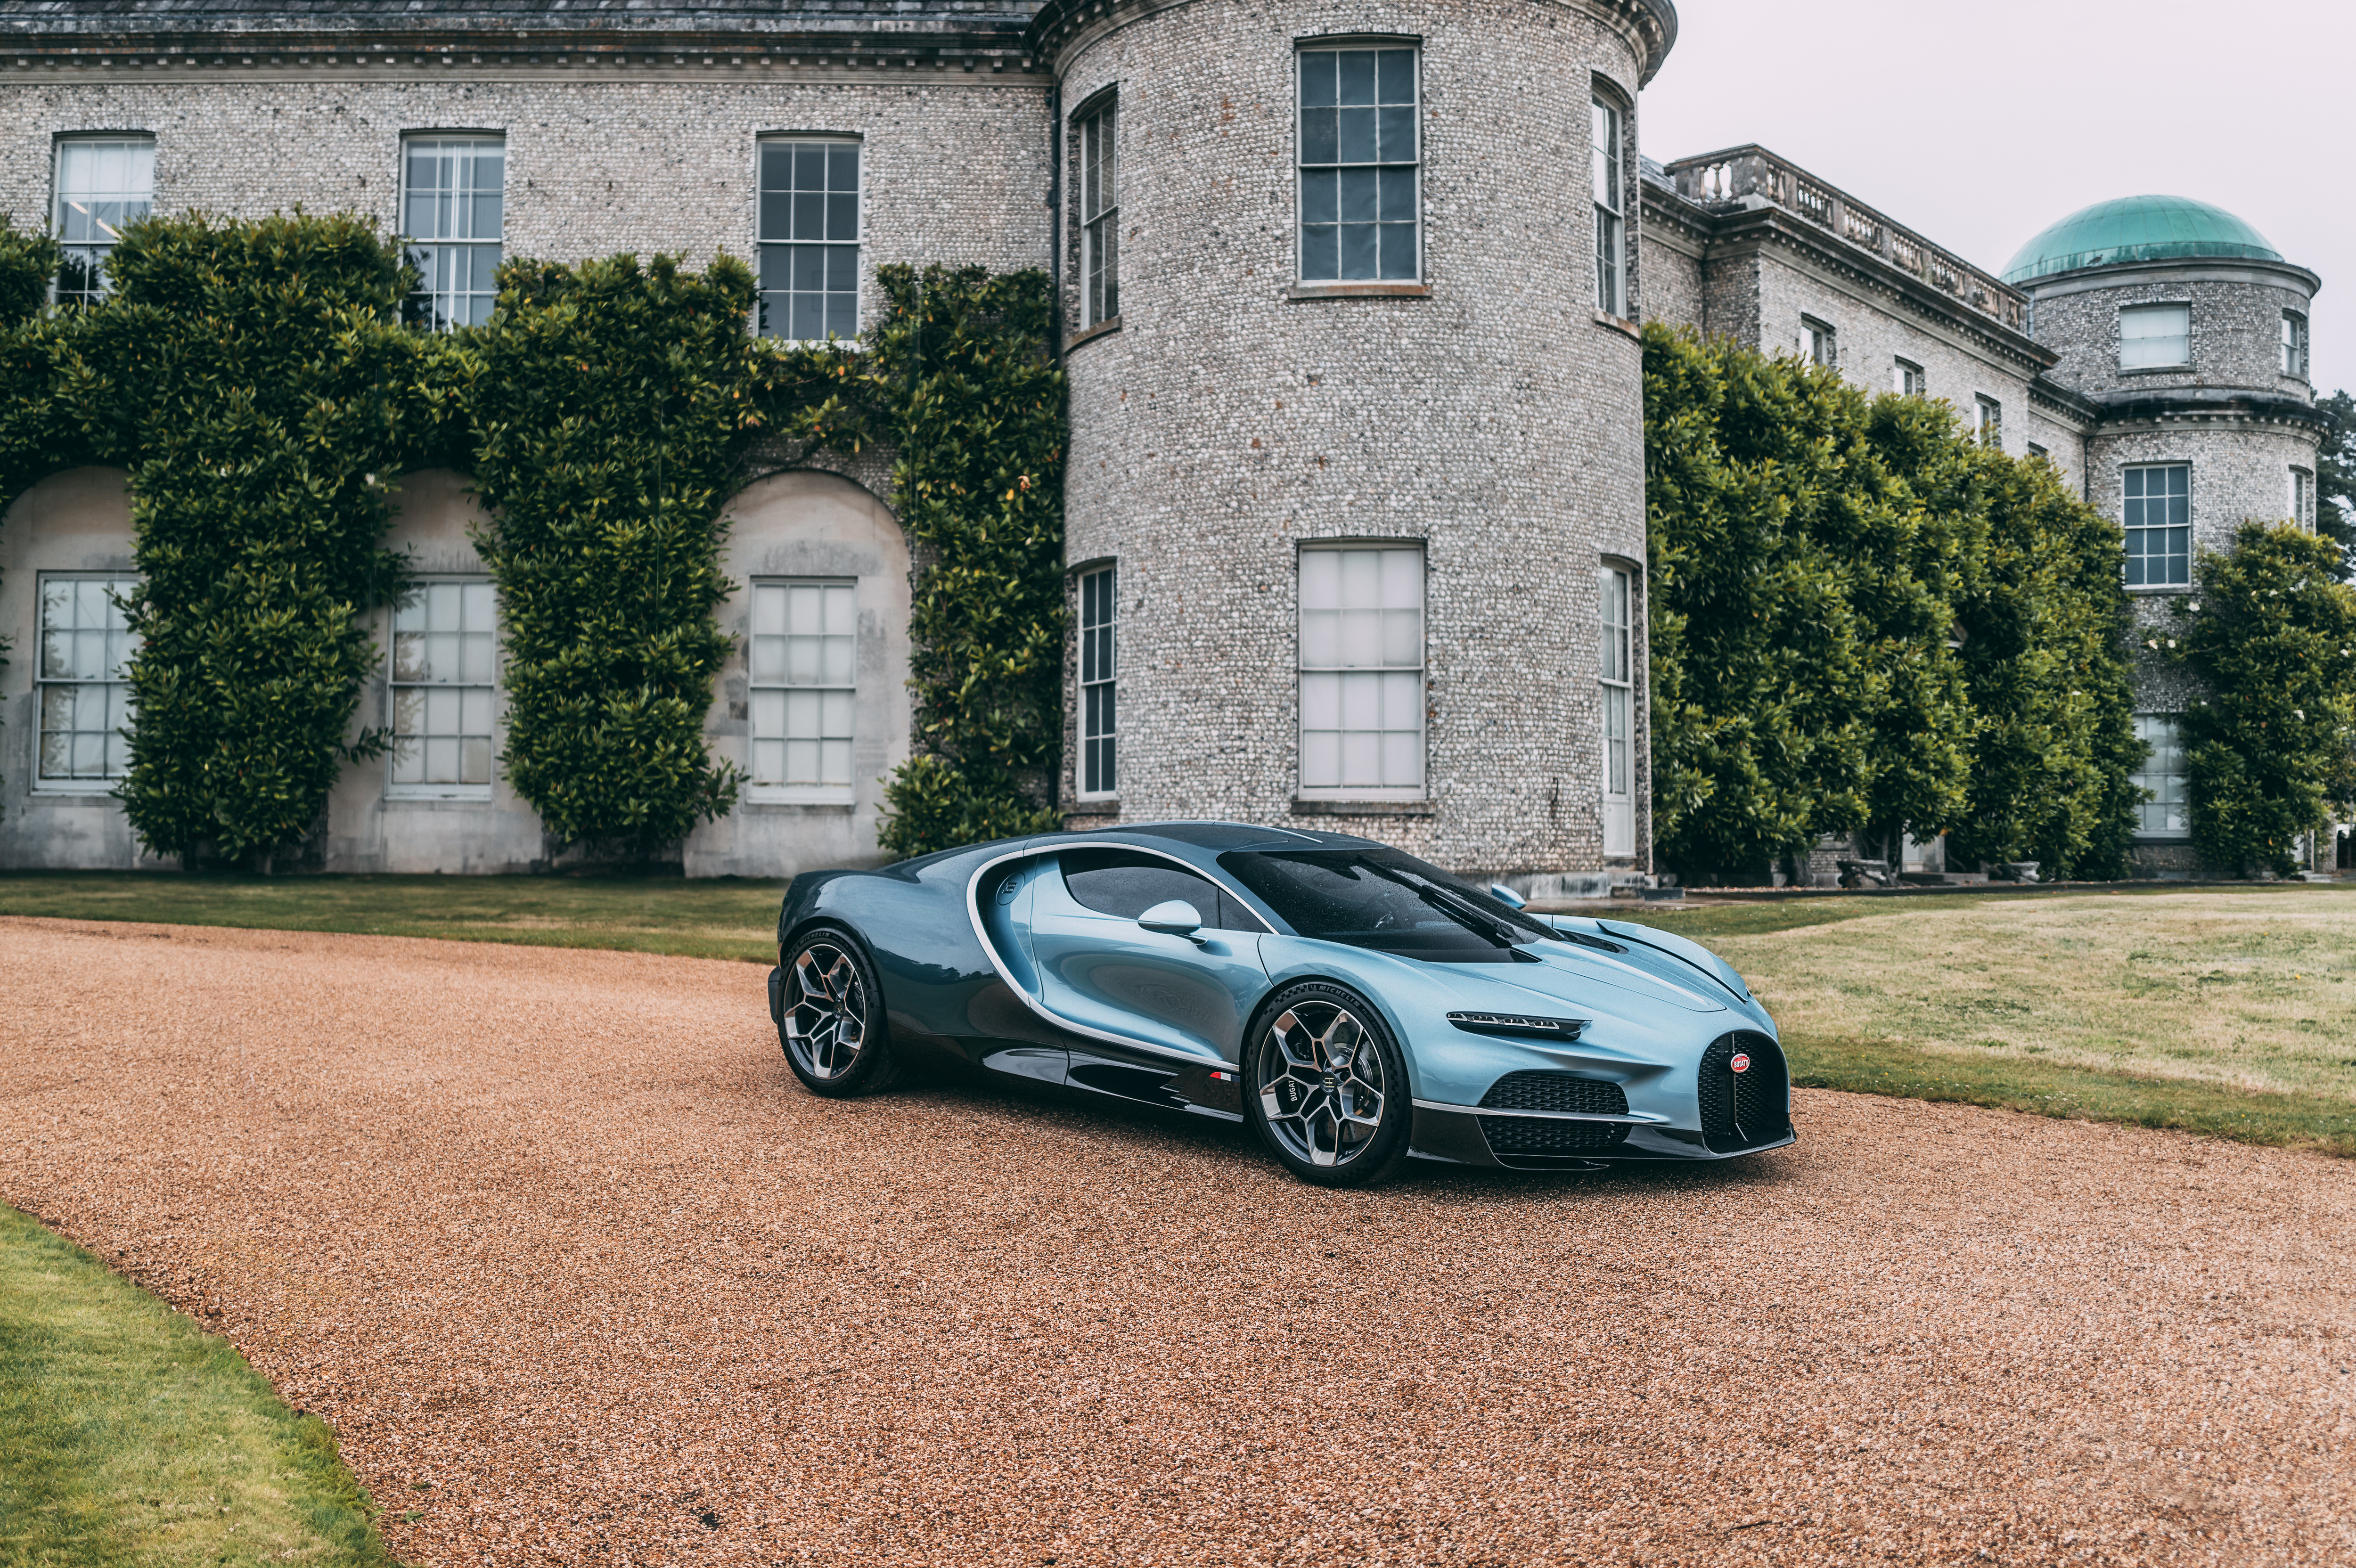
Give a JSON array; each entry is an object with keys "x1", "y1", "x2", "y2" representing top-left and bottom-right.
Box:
[
  {"x1": 0, "y1": 870, "x2": 784, "y2": 964},
  {"x1": 1783, "y1": 1033, "x2": 2356, "y2": 1157},
  {"x1": 0, "y1": 1202, "x2": 400, "y2": 1567}
]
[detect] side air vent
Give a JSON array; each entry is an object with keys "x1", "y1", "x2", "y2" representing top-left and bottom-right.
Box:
[
  {"x1": 1449, "y1": 1012, "x2": 1588, "y2": 1042},
  {"x1": 1478, "y1": 1070, "x2": 1628, "y2": 1116},
  {"x1": 1697, "y1": 1031, "x2": 1790, "y2": 1153}
]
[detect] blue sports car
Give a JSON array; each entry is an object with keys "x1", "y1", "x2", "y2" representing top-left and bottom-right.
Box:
[{"x1": 768, "y1": 821, "x2": 1791, "y2": 1186}]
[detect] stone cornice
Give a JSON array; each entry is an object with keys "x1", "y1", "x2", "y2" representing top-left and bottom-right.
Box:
[
  {"x1": 1658, "y1": 194, "x2": 2055, "y2": 377},
  {"x1": 2027, "y1": 376, "x2": 2099, "y2": 429},
  {"x1": 2086, "y1": 387, "x2": 2329, "y2": 435},
  {"x1": 1028, "y1": 0, "x2": 1676, "y2": 83}
]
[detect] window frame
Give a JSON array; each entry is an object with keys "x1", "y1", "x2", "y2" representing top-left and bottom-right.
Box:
[
  {"x1": 1296, "y1": 541, "x2": 1426, "y2": 802},
  {"x1": 1591, "y1": 95, "x2": 1626, "y2": 318},
  {"x1": 2122, "y1": 462, "x2": 2192, "y2": 589},
  {"x1": 745, "y1": 575, "x2": 859, "y2": 804},
  {"x1": 1974, "y1": 395, "x2": 2003, "y2": 449},
  {"x1": 2291, "y1": 466, "x2": 2314, "y2": 529},
  {"x1": 1073, "y1": 94, "x2": 1119, "y2": 333},
  {"x1": 2118, "y1": 301, "x2": 2191, "y2": 372},
  {"x1": 385, "y1": 575, "x2": 499, "y2": 801},
  {"x1": 2130, "y1": 714, "x2": 2189, "y2": 839},
  {"x1": 1800, "y1": 316, "x2": 1837, "y2": 369},
  {"x1": 1295, "y1": 40, "x2": 1423, "y2": 287},
  {"x1": 1893, "y1": 358, "x2": 1925, "y2": 397},
  {"x1": 399, "y1": 132, "x2": 506, "y2": 332},
  {"x1": 2282, "y1": 310, "x2": 2310, "y2": 380},
  {"x1": 33, "y1": 571, "x2": 139, "y2": 791},
  {"x1": 1598, "y1": 564, "x2": 1635, "y2": 858},
  {"x1": 756, "y1": 134, "x2": 864, "y2": 345},
  {"x1": 51, "y1": 133, "x2": 155, "y2": 309},
  {"x1": 1076, "y1": 562, "x2": 1118, "y2": 801}
]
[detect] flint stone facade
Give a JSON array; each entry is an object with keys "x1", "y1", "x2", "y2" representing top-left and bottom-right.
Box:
[{"x1": 0, "y1": 0, "x2": 2330, "y2": 883}]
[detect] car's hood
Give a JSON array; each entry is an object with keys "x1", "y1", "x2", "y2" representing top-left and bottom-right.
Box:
[{"x1": 1474, "y1": 940, "x2": 1731, "y2": 1017}]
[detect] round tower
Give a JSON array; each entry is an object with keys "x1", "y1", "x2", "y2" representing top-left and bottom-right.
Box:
[
  {"x1": 2004, "y1": 195, "x2": 2326, "y2": 869},
  {"x1": 1036, "y1": 0, "x2": 1678, "y2": 885}
]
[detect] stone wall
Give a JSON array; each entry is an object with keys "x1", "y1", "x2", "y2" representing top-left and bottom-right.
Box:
[
  {"x1": 2025, "y1": 263, "x2": 2318, "y2": 403},
  {"x1": 0, "y1": 66, "x2": 1054, "y2": 324},
  {"x1": 1052, "y1": 0, "x2": 1654, "y2": 876}
]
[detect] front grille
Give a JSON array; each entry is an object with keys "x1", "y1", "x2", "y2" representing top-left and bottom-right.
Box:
[
  {"x1": 1481, "y1": 1114, "x2": 1629, "y2": 1161},
  {"x1": 1478, "y1": 1070, "x2": 1629, "y2": 1117},
  {"x1": 1698, "y1": 1031, "x2": 1789, "y2": 1152}
]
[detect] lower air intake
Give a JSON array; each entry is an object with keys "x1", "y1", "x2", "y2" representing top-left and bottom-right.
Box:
[
  {"x1": 1697, "y1": 1030, "x2": 1790, "y2": 1153},
  {"x1": 1478, "y1": 1070, "x2": 1630, "y2": 1117}
]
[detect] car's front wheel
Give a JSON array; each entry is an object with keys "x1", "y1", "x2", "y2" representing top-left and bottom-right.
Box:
[
  {"x1": 1243, "y1": 981, "x2": 1411, "y2": 1186},
  {"x1": 777, "y1": 927, "x2": 900, "y2": 1098}
]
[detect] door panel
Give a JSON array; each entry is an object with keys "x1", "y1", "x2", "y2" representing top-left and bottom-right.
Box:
[{"x1": 1026, "y1": 852, "x2": 1269, "y2": 1066}]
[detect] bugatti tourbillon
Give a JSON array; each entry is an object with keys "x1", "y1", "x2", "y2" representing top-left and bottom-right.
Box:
[{"x1": 768, "y1": 822, "x2": 1792, "y2": 1186}]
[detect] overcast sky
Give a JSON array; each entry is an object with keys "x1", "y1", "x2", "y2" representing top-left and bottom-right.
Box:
[{"x1": 1640, "y1": 0, "x2": 2349, "y2": 398}]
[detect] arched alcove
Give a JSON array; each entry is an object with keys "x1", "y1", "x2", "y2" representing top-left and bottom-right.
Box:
[
  {"x1": 321, "y1": 469, "x2": 543, "y2": 873},
  {"x1": 0, "y1": 466, "x2": 164, "y2": 869},
  {"x1": 686, "y1": 468, "x2": 912, "y2": 878}
]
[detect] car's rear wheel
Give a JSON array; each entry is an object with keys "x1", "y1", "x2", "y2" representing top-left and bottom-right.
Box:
[
  {"x1": 777, "y1": 927, "x2": 900, "y2": 1098},
  {"x1": 1243, "y1": 981, "x2": 1410, "y2": 1186}
]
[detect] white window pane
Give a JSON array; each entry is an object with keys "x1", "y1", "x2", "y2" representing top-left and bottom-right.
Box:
[
  {"x1": 785, "y1": 688, "x2": 821, "y2": 737},
  {"x1": 750, "y1": 688, "x2": 785, "y2": 740},
  {"x1": 425, "y1": 686, "x2": 461, "y2": 735},
  {"x1": 393, "y1": 689, "x2": 426, "y2": 736},
  {"x1": 427, "y1": 581, "x2": 461, "y2": 629},
  {"x1": 426, "y1": 632, "x2": 458, "y2": 681},
  {"x1": 819, "y1": 689, "x2": 855, "y2": 739},
  {"x1": 1301, "y1": 608, "x2": 1339, "y2": 668},
  {"x1": 753, "y1": 738, "x2": 785, "y2": 783},
  {"x1": 393, "y1": 632, "x2": 426, "y2": 682},
  {"x1": 1301, "y1": 730, "x2": 1341, "y2": 789},
  {"x1": 785, "y1": 737, "x2": 820, "y2": 783},
  {"x1": 786, "y1": 636, "x2": 820, "y2": 686},
  {"x1": 460, "y1": 687, "x2": 494, "y2": 736},
  {"x1": 462, "y1": 582, "x2": 495, "y2": 626},
  {"x1": 394, "y1": 596, "x2": 426, "y2": 634},
  {"x1": 1379, "y1": 730, "x2": 1422, "y2": 788},
  {"x1": 1339, "y1": 671, "x2": 1381, "y2": 730},
  {"x1": 788, "y1": 583, "x2": 821, "y2": 634},
  {"x1": 1341, "y1": 730, "x2": 1381, "y2": 787},
  {"x1": 1379, "y1": 607, "x2": 1421, "y2": 668},
  {"x1": 822, "y1": 584, "x2": 856, "y2": 636},
  {"x1": 1339, "y1": 549, "x2": 1379, "y2": 609},
  {"x1": 460, "y1": 631, "x2": 495, "y2": 685},
  {"x1": 1377, "y1": 548, "x2": 1421, "y2": 607},
  {"x1": 1301, "y1": 670, "x2": 1340, "y2": 729},
  {"x1": 1338, "y1": 607, "x2": 1380, "y2": 667},
  {"x1": 752, "y1": 585, "x2": 786, "y2": 636},
  {"x1": 820, "y1": 635, "x2": 854, "y2": 687},
  {"x1": 1301, "y1": 548, "x2": 1340, "y2": 610},
  {"x1": 73, "y1": 732, "x2": 105, "y2": 776},
  {"x1": 422, "y1": 737, "x2": 456, "y2": 782},
  {"x1": 820, "y1": 738, "x2": 854, "y2": 785},
  {"x1": 1379, "y1": 670, "x2": 1421, "y2": 729},
  {"x1": 750, "y1": 634, "x2": 785, "y2": 683},
  {"x1": 460, "y1": 737, "x2": 494, "y2": 785}
]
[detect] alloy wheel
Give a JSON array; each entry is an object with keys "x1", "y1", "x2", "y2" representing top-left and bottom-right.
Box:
[
  {"x1": 1253, "y1": 1001, "x2": 1388, "y2": 1168},
  {"x1": 783, "y1": 942, "x2": 868, "y2": 1081}
]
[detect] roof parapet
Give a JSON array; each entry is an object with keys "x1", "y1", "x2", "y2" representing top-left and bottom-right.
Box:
[{"x1": 1662, "y1": 144, "x2": 2026, "y2": 335}]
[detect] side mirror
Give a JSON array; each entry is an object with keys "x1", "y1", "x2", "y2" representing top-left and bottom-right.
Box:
[
  {"x1": 1487, "y1": 882, "x2": 1528, "y2": 910},
  {"x1": 1138, "y1": 899, "x2": 1205, "y2": 940}
]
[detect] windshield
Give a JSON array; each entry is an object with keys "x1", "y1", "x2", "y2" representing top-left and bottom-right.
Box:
[{"x1": 1219, "y1": 848, "x2": 1555, "y2": 963}]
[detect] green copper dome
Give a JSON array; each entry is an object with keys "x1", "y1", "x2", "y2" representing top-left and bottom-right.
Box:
[{"x1": 2000, "y1": 195, "x2": 2282, "y2": 284}]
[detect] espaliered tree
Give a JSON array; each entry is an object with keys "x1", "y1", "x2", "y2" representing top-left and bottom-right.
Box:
[
  {"x1": 1643, "y1": 322, "x2": 2141, "y2": 882},
  {"x1": 92, "y1": 213, "x2": 428, "y2": 869},
  {"x1": 2170, "y1": 523, "x2": 2356, "y2": 876}
]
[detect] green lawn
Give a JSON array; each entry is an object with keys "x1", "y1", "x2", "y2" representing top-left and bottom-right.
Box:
[
  {"x1": 0, "y1": 1202, "x2": 398, "y2": 1568},
  {"x1": 0, "y1": 869, "x2": 786, "y2": 963},
  {"x1": 1618, "y1": 882, "x2": 2356, "y2": 1157}
]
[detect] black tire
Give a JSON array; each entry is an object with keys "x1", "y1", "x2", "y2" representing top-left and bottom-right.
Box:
[
  {"x1": 1242, "y1": 981, "x2": 1411, "y2": 1187},
  {"x1": 776, "y1": 925, "x2": 901, "y2": 1098}
]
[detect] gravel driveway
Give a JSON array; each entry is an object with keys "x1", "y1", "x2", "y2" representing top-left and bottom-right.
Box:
[{"x1": 5, "y1": 916, "x2": 2352, "y2": 1567}]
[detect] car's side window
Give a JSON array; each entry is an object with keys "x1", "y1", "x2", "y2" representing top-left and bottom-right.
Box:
[{"x1": 1059, "y1": 849, "x2": 1256, "y2": 931}]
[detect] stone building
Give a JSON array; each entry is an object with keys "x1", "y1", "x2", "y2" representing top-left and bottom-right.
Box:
[{"x1": 0, "y1": 0, "x2": 2329, "y2": 882}]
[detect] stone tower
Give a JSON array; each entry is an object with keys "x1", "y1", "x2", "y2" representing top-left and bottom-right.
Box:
[
  {"x1": 2004, "y1": 195, "x2": 2326, "y2": 869},
  {"x1": 1039, "y1": 0, "x2": 1680, "y2": 887}
]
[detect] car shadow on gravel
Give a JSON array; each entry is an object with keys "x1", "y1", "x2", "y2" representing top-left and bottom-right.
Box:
[{"x1": 772, "y1": 1055, "x2": 1804, "y2": 1202}]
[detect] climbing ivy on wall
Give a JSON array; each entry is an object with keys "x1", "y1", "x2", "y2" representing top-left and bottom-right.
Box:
[
  {"x1": 2169, "y1": 523, "x2": 2356, "y2": 876},
  {"x1": 0, "y1": 214, "x2": 1065, "y2": 866},
  {"x1": 857, "y1": 265, "x2": 1067, "y2": 858},
  {"x1": 1642, "y1": 322, "x2": 2142, "y2": 882}
]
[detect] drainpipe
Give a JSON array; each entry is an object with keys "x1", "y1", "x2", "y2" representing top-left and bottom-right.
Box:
[{"x1": 1047, "y1": 73, "x2": 1063, "y2": 362}]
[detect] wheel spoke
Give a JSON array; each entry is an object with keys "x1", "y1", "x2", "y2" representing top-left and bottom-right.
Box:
[{"x1": 784, "y1": 944, "x2": 866, "y2": 1082}]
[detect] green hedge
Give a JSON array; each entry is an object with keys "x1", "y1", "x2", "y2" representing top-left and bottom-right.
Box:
[{"x1": 1643, "y1": 323, "x2": 2140, "y2": 882}]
